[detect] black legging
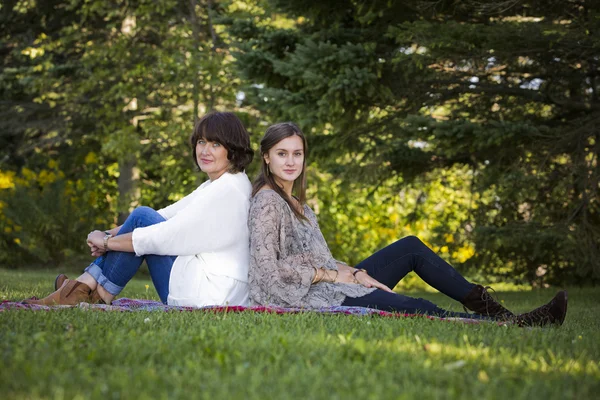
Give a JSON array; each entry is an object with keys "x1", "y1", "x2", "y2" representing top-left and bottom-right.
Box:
[{"x1": 341, "y1": 236, "x2": 489, "y2": 319}]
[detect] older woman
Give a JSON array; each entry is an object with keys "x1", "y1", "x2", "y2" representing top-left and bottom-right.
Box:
[
  {"x1": 25, "y1": 111, "x2": 254, "y2": 307},
  {"x1": 247, "y1": 122, "x2": 568, "y2": 327}
]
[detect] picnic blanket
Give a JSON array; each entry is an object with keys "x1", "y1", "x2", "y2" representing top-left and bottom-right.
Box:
[{"x1": 0, "y1": 298, "x2": 482, "y2": 323}]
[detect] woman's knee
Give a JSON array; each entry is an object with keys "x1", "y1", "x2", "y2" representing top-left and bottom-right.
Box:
[
  {"x1": 130, "y1": 206, "x2": 155, "y2": 218},
  {"x1": 398, "y1": 235, "x2": 424, "y2": 248},
  {"x1": 127, "y1": 206, "x2": 162, "y2": 227},
  {"x1": 129, "y1": 206, "x2": 160, "y2": 222}
]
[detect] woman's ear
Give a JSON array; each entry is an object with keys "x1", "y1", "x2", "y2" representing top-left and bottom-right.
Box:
[{"x1": 263, "y1": 153, "x2": 270, "y2": 164}]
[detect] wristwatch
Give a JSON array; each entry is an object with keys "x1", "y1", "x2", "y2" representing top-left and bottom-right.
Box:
[{"x1": 103, "y1": 233, "x2": 113, "y2": 252}]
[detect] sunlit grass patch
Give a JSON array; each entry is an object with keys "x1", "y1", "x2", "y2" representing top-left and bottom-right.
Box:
[{"x1": 1, "y1": 269, "x2": 599, "y2": 399}]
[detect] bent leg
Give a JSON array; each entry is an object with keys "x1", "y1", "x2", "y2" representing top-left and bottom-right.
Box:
[
  {"x1": 144, "y1": 254, "x2": 176, "y2": 303},
  {"x1": 341, "y1": 289, "x2": 492, "y2": 320},
  {"x1": 355, "y1": 236, "x2": 475, "y2": 301},
  {"x1": 83, "y1": 206, "x2": 174, "y2": 303}
]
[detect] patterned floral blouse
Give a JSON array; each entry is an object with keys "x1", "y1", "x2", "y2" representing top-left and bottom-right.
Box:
[{"x1": 248, "y1": 189, "x2": 375, "y2": 308}]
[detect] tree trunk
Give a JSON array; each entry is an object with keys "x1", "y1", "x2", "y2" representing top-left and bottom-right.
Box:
[
  {"x1": 117, "y1": 155, "x2": 140, "y2": 224},
  {"x1": 189, "y1": 0, "x2": 201, "y2": 122}
]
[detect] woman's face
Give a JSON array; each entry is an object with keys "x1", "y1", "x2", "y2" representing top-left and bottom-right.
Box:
[
  {"x1": 264, "y1": 135, "x2": 304, "y2": 186},
  {"x1": 196, "y1": 138, "x2": 230, "y2": 180}
]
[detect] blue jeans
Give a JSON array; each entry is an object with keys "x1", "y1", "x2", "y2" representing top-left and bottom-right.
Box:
[
  {"x1": 341, "y1": 236, "x2": 489, "y2": 319},
  {"x1": 84, "y1": 206, "x2": 175, "y2": 304}
]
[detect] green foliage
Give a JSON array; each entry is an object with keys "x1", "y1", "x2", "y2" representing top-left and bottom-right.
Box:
[
  {"x1": 0, "y1": 0, "x2": 261, "y2": 261},
  {"x1": 307, "y1": 165, "x2": 480, "y2": 289},
  {"x1": 1, "y1": 0, "x2": 598, "y2": 286},
  {"x1": 0, "y1": 0, "x2": 249, "y2": 202},
  {"x1": 0, "y1": 161, "x2": 110, "y2": 266},
  {"x1": 1, "y1": 269, "x2": 599, "y2": 400},
  {"x1": 230, "y1": 0, "x2": 600, "y2": 284}
]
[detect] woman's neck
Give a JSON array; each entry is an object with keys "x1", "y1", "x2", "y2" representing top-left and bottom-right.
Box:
[
  {"x1": 208, "y1": 170, "x2": 229, "y2": 181},
  {"x1": 272, "y1": 176, "x2": 294, "y2": 197}
]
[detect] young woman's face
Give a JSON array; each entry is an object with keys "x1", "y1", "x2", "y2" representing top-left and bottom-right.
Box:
[
  {"x1": 264, "y1": 135, "x2": 304, "y2": 185},
  {"x1": 196, "y1": 138, "x2": 230, "y2": 180}
]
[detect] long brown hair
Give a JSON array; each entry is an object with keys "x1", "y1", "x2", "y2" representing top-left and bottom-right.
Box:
[{"x1": 252, "y1": 122, "x2": 308, "y2": 221}]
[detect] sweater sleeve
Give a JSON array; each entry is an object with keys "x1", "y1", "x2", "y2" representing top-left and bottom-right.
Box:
[
  {"x1": 248, "y1": 192, "x2": 316, "y2": 306},
  {"x1": 132, "y1": 177, "x2": 248, "y2": 256}
]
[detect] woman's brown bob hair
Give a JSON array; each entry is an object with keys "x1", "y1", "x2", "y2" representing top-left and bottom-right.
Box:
[
  {"x1": 252, "y1": 122, "x2": 308, "y2": 221},
  {"x1": 190, "y1": 112, "x2": 254, "y2": 173}
]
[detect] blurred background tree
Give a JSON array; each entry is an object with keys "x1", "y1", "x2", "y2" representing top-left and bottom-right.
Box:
[
  {"x1": 1, "y1": 0, "x2": 598, "y2": 286},
  {"x1": 228, "y1": 0, "x2": 599, "y2": 285},
  {"x1": 0, "y1": 0, "x2": 260, "y2": 265}
]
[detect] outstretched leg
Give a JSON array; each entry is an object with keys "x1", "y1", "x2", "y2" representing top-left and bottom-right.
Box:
[
  {"x1": 341, "y1": 289, "x2": 491, "y2": 320},
  {"x1": 354, "y1": 235, "x2": 520, "y2": 319},
  {"x1": 355, "y1": 235, "x2": 474, "y2": 301},
  {"x1": 347, "y1": 236, "x2": 567, "y2": 325},
  {"x1": 343, "y1": 289, "x2": 567, "y2": 326}
]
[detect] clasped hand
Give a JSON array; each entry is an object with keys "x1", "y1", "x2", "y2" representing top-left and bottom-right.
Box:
[{"x1": 87, "y1": 230, "x2": 106, "y2": 257}]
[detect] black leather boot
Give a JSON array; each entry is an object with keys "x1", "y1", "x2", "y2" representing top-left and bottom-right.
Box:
[
  {"x1": 513, "y1": 290, "x2": 568, "y2": 327},
  {"x1": 461, "y1": 284, "x2": 515, "y2": 319}
]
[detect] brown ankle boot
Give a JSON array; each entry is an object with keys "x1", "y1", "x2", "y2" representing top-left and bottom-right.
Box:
[
  {"x1": 89, "y1": 289, "x2": 107, "y2": 305},
  {"x1": 23, "y1": 280, "x2": 92, "y2": 306},
  {"x1": 513, "y1": 290, "x2": 568, "y2": 327},
  {"x1": 54, "y1": 274, "x2": 69, "y2": 291},
  {"x1": 462, "y1": 284, "x2": 515, "y2": 319},
  {"x1": 54, "y1": 274, "x2": 108, "y2": 305}
]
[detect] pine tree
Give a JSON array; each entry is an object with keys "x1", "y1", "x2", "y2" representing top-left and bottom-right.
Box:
[{"x1": 229, "y1": 0, "x2": 600, "y2": 283}]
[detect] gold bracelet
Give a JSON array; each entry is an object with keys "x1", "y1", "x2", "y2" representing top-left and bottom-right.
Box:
[
  {"x1": 323, "y1": 269, "x2": 338, "y2": 283},
  {"x1": 312, "y1": 267, "x2": 323, "y2": 284},
  {"x1": 332, "y1": 270, "x2": 339, "y2": 283}
]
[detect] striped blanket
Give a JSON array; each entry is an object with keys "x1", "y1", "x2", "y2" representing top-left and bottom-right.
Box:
[{"x1": 0, "y1": 298, "x2": 482, "y2": 323}]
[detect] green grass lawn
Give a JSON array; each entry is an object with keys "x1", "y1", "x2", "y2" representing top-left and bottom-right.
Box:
[{"x1": 1, "y1": 268, "x2": 599, "y2": 400}]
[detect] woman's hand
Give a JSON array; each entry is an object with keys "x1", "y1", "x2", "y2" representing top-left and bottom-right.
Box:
[
  {"x1": 354, "y1": 270, "x2": 394, "y2": 293},
  {"x1": 335, "y1": 264, "x2": 394, "y2": 293},
  {"x1": 335, "y1": 267, "x2": 359, "y2": 284},
  {"x1": 87, "y1": 230, "x2": 105, "y2": 257},
  {"x1": 89, "y1": 245, "x2": 105, "y2": 258}
]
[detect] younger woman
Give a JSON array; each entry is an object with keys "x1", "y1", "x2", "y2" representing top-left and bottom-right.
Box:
[{"x1": 248, "y1": 122, "x2": 567, "y2": 326}]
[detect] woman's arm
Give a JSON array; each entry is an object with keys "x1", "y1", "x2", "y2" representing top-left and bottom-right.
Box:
[
  {"x1": 317, "y1": 263, "x2": 393, "y2": 292},
  {"x1": 85, "y1": 183, "x2": 208, "y2": 257},
  {"x1": 105, "y1": 225, "x2": 121, "y2": 237},
  {"x1": 132, "y1": 181, "x2": 247, "y2": 256},
  {"x1": 86, "y1": 184, "x2": 207, "y2": 255},
  {"x1": 335, "y1": 263, "x2": 360, "y2": 282},
  {"x1": 89, "y1": 179, "x2": 247, "y2": 258}
]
